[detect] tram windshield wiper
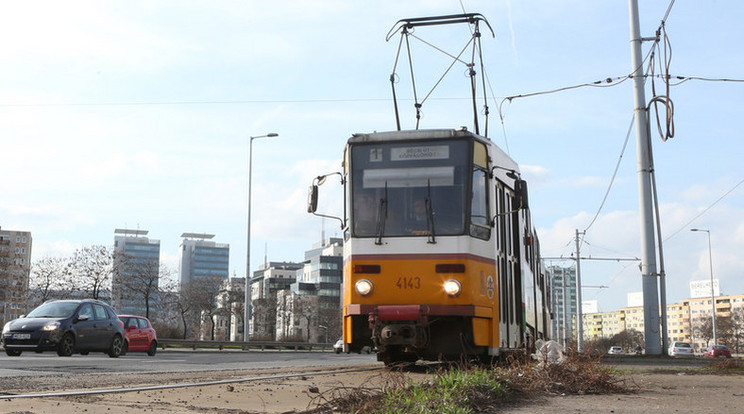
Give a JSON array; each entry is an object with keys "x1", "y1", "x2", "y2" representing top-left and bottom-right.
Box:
[
  {"x1": 375, "y1": 183, "x2": 389, "y2": 245},
  {"x1": 425, "y1": 180, "x2": 436, "y2": 244}
]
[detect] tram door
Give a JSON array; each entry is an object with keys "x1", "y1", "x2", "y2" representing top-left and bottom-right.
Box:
[{"x1": 495, "y1": 181, "x2": 521, "y2": 348}]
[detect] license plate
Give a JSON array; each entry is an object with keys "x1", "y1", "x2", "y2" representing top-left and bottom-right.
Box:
[{"x1": 12, "y1": 333, "x2": 31, "y2": 339}]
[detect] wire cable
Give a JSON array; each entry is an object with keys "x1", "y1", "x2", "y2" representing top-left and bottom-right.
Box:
[
  {"x1": 663, "y1": 177, "x2": 744, "y2": 242},
  {"x1": 582, "y1": 115, "x2": 636, "y2": 233}
]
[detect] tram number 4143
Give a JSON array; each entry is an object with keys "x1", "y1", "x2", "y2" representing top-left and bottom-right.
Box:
[{"x1": 396, "y1": 276, "x2": 421, "y2": 289}]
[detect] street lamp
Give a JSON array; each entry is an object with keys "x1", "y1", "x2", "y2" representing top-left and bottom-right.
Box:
[
  {"x1": 245, "y1": 133, "x2": 278, "y2": 342},
  {"x1": 690, "y1": 228, "x2": 717, "y2": 345}
]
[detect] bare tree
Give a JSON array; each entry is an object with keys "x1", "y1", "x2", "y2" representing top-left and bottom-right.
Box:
[
  {"x1": 252, "y1": 296, "x2": 278, "y2": 341},
  {"x1": 114, "y1": 251, "x2": 165, "y2": 318},
  {"x1": 318, "y1": 305, "x2": 342, "y2": 343},
  {"x1": 731, "y1": 308, "x2": 744, "y2": 354},
  {"x1": 29, "y1": 256, "x2": 67, "y2": 307},
  {"x1": 214, "y1": 281, "x2": 244, "y2": 341},
  {"x1": 66, "y1": 245, "x2": 114, "y2": 300},
  {"x1": 610, "y1": 329, "x2": 644, "y2": 351},
  {"x1": 294, "y1": 295, "x2": 321, "y2": 342},
  {"x1": 177, "y1": 276, "x2": 224, "y2": 340},
  {"x1": 275, "y1": 292, "x2": 295, "y2": 341},
  {"x1": 229, "y1": 292, "x2": 245, "y2": 341},
  {"x1": 695, "y1": 316, "x2": 714, "y2": 348}
]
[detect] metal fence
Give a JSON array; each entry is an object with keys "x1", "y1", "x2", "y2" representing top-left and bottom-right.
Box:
[{"x1": 158, "y1": 338, "x2": 334, "y2": 352}]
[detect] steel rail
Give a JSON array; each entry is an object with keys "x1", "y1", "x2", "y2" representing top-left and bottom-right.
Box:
[{"x1": 0, "y1": 366, "x2": 381, "y2": 400}]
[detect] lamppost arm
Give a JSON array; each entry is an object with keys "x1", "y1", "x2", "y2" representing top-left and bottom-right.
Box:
[
  {"x1": 245, "y1": 132, "x2": 278, "y2": 342},
  {"x1": 690, "y1": 228, "x2": 716, "y2": 345}
]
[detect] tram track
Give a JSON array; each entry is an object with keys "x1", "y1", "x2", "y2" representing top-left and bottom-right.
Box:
[{"x1": 0, "y1": 365, "x2": 382, "y2": 400}]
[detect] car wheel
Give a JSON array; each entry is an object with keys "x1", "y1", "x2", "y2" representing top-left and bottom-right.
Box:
[
  {"x1": 335, "y1": 348, "x2": 341, "y2": 354},
  {"x1": 5, "y1": 349, "x2": 22, "y2": 356},
  {"x1": 108, "y1": 335, "x2": 123, "y2": 358},
  {"x1": 120, "y1": 341, "x2": 128, "y2": 356},
  {"x1": 147, "y1": 341, "x2": 157, "y2": 356},
  {"x1": 57, "y1": 333, "x2": 75, "y2": 356},
  {"x1": 80, "y1": 351, "x2": 90, "y2": 355}
]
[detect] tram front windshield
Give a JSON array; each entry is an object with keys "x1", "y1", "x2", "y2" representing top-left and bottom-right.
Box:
[{"x1": 350, "y1": 139, "x2": 469, "y2": 238}]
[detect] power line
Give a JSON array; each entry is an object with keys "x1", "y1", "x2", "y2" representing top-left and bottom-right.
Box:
[{"x1": 663, "y1": 177, "x2": 744, "y2": 242}]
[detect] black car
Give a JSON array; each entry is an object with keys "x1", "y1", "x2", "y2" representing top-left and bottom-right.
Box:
[{"x1": 2, "y1": 299, "x2": 126, "y2": 357}]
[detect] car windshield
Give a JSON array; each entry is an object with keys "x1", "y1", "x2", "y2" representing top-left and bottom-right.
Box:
[
  {"x1": 676, "y1": 343, "x2": 691, "y2": 348},
  {"x1": 26, "y1": 302, "x2": 79, "y2": 318}
]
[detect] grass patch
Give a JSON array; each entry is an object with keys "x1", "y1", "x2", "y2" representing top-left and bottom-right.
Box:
[
  {"x1": 699, "y1": 357, "x2": 744, "y2": 374},
  {"x1": 305, "y1": 351, "x2": 633, "y2": 413}
]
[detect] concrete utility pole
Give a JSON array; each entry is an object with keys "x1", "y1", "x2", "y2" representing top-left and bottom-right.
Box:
[
  {"x1": 575, "y1": 229, "x2": 584, "y2": 353},
  {"x1": 628, "y1": 0, "x2": 662, "y2": 355}
]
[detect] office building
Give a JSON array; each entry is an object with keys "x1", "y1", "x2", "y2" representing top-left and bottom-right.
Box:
[
  {"x1": 113, "y1": 229, "x2": 160, "y2": 316},
  {"x1": 178, "y1": 233, "x2": 229, "y2": 288}
]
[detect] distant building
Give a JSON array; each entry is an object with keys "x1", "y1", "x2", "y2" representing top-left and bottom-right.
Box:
[
  {"x1": 113, "y1": 229, "x2": 160, "y2": 316},
  {"x1": 547, "y1": 265, "x2": 577, "y2": 346},
  {"x1": 0, "y1": 228, "x2": 32, "y2": 325},
  {"x1": 249, "y1": 260, "x2": 303, "y2": 340},
  {"x1": 291, "y1": 238, "x2": 343, "y2": 342},
  {"x1": 275, "y1": 289, "x2": 321, "y2": 342},
  {"x1": 178, "y1": 233, "x2": 230, "y2": 288},
  {"x1": 212, "y1": 277, "x2": 245, "y2": 341},
  {"x1": 581, "y1": 293, "x2": 744, "y2": 352},
  {"x1": 247, "y1": 238, "x2": 343, "y2": 343}
]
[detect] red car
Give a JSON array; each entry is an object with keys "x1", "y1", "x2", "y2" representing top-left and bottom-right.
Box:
[
  {"x1": 703, "y1": 344, "x2": 732, "y2": 358},
  {"x1": 118, "y1": 315, "x2": 158, "y2": 356}
]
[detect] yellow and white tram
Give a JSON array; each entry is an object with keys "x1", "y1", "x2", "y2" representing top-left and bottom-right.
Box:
[{"x1": 310, "y1": 127, "x2": 551, "y2": 364}]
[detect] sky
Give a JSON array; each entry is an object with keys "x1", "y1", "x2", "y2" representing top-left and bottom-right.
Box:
[{"x1": 1, "y1": 1, "x2": 742, "y2": 313}]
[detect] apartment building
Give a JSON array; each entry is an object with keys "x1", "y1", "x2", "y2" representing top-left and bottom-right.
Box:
[{"x1": 0, "y1": 228, "x2": 32, "y2": 326}]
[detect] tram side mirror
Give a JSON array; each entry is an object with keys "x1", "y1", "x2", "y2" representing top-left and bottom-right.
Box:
[
  {"x1": 307, "y1": 185, "x2": 319, "y2": 213},
  {"x1": 514, "y1": 179, "x2": 529, "y2": 210}
]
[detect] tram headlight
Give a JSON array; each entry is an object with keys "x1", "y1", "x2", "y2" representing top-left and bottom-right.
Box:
[
  {"x1": 443, "y1": 279, "x2": 462, "y2": 297},
  {"x1": 355, "y1": 279, "x2": 373, "y2": 296}
]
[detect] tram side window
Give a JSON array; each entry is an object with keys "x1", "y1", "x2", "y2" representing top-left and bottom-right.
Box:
[
  {"x1": 471, "y1": 168, "x2": 488, "y2": 226},
  {"x1": 470, "y1": 167, "x2": 490, "y2": 240}
]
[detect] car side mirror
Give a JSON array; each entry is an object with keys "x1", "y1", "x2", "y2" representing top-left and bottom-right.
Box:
[{"x1": 76, "y1": 314, "x2": 89, "y2": 322}]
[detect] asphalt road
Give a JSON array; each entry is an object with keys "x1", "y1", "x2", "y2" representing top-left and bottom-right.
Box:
[
  {"x1": 0, "y1": 348, "x2": 719, "y2": 381},
  {"x1": 0, "y1": 349, "x2": 380, "y2": 378}
]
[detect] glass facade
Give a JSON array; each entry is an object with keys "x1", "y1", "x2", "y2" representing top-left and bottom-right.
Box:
[
  {"x1": 113, "y1": 232, "x2": 161, "y2": 316},
  {"x1": 179, "y1": 238, "x2": 230, "y2": 287}
]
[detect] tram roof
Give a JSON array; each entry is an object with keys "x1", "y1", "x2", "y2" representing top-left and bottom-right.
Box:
[
  {"x1": 348, "y1": 128, "x2": 518, "y2": 173},
  {"x1": 349, "y1": 128, "x2": 484, "y2": 144}
]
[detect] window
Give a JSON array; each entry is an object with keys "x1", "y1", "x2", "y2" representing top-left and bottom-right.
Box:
[
  {"x1": 78, "y1": 304, "x2": 94, "y2": 320},
  {"x1": 93, "y1": 305, "x2": 108, "y2": 320},
  {"x1": 350, "y1": 139, "x2": 468, "y2": 238}
]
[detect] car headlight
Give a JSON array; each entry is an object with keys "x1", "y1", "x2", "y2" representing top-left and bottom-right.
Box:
[
  {"x1": 443, "y1": 279, "x2": 462, "y2": 297},
  {"x1": 355, "y1": 279, "x2": 373, "y2": 296},
  {"x1": 42, "y1": 321, "x2": 60, "y2": 331},
  {"x1": 2, "y1": 323, "x2": 10, "y2": 334}
]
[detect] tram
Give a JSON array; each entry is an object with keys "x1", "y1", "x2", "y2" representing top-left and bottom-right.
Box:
[{"x1": 308, "y1": 127, "x2": 551, "y2": 364}]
